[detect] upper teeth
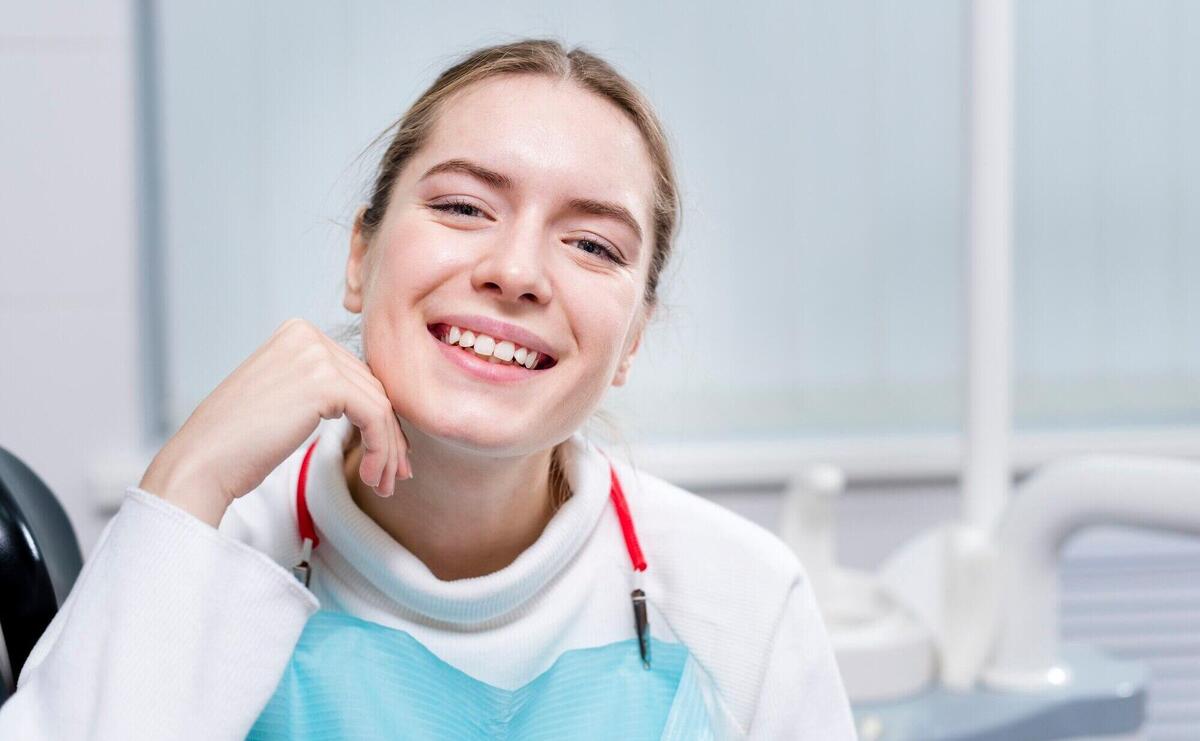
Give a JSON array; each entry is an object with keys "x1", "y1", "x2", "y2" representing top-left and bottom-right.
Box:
[{"x1": 444, "y1": 325, "x2": 541, "y2": 369}]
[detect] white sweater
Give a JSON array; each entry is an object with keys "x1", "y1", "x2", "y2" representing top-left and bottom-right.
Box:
[{"x1": 0, "y1": 415, "x2": 856, "y2": 739}]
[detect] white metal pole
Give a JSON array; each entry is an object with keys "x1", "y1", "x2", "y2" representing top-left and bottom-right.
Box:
[{"x1": 964, "y1": 0, "x2": 1014, "y2": 533}]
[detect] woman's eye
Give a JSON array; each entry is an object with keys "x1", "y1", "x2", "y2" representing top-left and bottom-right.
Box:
[
  {"x1": 575, "y1": 238, "x2": 624, "y2": 265},
  {"x1": 430, "y1": 200, "x2": 484, "y2": 218},
  {"x1": 431, "y1": 200, "x2": 623, "y2": 265}
]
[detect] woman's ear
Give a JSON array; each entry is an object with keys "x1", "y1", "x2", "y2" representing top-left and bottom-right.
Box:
[
  {"x1": 611, "y1": 310, "x2": 651, "y2": 388},
  {"x1": 343, "y1": 206, "x2": 371, "y2": 314}
]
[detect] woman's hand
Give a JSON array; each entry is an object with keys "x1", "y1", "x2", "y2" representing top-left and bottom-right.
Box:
[{"x1": 139, "y1": 318, "x2": 410, "y2": 528}]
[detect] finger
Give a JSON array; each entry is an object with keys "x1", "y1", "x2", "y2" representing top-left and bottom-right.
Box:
[
  {"x1": 325, "y1": 352, "x2": 398, "y2": 495},
  {"x1": 362, "y1": 397, "x2": 396, "y2": 497},
  {"x1": 334, "y1": 368, "x2": 392, "y2": 491},
  {"x1": 321, "y1": 338, "x2": 406, "y2": 490},
  {"x1": 377, "y1": 408, "x2": 398, "y2": 497},
  {"x1": 396, "y1": 414, "x2": 412, "y2": 479}
]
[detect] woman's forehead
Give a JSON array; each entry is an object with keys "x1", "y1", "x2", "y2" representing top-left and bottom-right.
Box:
[{"x1": 414, "y1": 75, "x2": 656, "y2": 229}]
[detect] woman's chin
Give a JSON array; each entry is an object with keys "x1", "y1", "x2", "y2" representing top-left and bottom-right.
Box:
[{"x1": 404, "y1": 405, "x2": 555, "y2": 456}]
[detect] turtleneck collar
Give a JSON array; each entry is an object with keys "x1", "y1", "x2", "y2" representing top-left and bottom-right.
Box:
[{"x1": 303, "y1": 415, "x2": 613, "y2": 625}]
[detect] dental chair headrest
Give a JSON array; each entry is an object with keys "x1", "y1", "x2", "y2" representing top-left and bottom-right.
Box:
[{"x1": 0, "y1": 446, "x2": 83, "y2": 704}]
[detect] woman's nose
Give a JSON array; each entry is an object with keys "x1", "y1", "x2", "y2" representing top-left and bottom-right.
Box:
[{"x1": 470, "y1": 229, "x2": 553, "y2": 305}]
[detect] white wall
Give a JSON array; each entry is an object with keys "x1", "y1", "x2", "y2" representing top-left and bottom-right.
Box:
[{"x1": 0, "y1": 2, "x2": 141, "y2": 552}]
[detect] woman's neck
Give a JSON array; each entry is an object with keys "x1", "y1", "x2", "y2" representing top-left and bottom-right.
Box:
[{"x1": 344, "y1": 427, "x2": 558, "y2": 581}]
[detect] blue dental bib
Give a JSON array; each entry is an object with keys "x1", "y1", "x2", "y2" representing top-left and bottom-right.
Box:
[{"x1": 247, "y1": 610, "x2": 723, "y2": 740}]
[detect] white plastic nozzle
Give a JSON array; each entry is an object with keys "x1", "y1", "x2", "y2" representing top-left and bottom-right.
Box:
[{"x1": 779, "y1": 464, "x2": 846, "y2": 605}]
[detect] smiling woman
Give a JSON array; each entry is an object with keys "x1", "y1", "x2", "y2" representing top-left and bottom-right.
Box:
[{"x1": 0, "y1": 39, "x2": 855, "y2": 740}]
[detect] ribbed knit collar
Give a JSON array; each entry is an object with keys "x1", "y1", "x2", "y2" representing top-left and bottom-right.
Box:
[{"x1": 304, "y1": 415, "x2": 612, "y2": 625}]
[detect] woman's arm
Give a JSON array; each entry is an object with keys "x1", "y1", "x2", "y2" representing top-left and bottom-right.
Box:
[
  {"x1": 0, "y1": 319, "x2": 405, "y2": 738},
  {"x1": 0, "y1": 487, "x2": 318, "y2": 740},
  {"x1": 748, "y1": 575, "x2": 858, "y2": 740}
]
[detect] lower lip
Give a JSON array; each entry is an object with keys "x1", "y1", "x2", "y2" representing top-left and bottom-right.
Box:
[{"x1": 429, "y1": 329, "x2": 544, "y2": 384}]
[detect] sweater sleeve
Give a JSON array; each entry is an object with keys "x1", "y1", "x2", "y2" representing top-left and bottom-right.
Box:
[
  {"x1": 0, "y1": 486, "x2": 319, "y2": 740},
  {"x1": 748, "y1": 575, "x2": 858, "y2": 740}
]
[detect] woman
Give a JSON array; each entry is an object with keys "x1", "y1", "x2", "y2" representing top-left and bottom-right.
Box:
[{"x1": 0, "y1": 39, "x2": 855, "y2": 739}]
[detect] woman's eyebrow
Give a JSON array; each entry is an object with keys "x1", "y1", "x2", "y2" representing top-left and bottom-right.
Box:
[
  {"x1": 420, "y1": 158, "x2": 644, "y2": 246},
  {"x1": 419, "y1": 158, "x2": 513, "y2": 190},
  {"x1": 566, "y1": 198, "x2": 643, "y2": 246}
]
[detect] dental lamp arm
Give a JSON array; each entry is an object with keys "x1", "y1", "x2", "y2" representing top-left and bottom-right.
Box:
[{"x1": 985, "y1": 455, "x2": 1200, "y2": 690}]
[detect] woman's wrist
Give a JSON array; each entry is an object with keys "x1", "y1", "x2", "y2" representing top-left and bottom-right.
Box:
[{"x1": 139, "y1": 452, "x2": 231, "y2": 529}]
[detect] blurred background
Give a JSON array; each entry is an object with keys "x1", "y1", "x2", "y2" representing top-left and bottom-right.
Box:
[{"x1": 2, "y1": 1, "x2": 1198, "y2": 736}]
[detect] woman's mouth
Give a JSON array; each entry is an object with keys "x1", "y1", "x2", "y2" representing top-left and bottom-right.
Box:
[{"x1": 427, "y1": 323, "x2": 557, "y2": 382}]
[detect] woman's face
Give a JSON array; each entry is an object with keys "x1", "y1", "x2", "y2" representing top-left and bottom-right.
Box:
[{"x1": 344, "y1": 74, "x2": 657, "y2": 456}]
